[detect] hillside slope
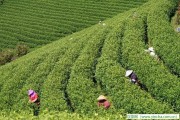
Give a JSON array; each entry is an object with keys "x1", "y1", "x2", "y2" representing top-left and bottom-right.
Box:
[
  {"x1": 0, "y1": 0, "x2": 147, "y2": 51},
  {"x1": 0, "y1": 0, "x2": 179, "y2": 119}
]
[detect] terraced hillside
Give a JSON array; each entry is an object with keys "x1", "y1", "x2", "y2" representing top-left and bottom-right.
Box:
[
  {"x1": 0, "y1": 0, "x2": 179, "y2": 119},
  {"x1": 0, "y1": 0, "x2": 147, "y2": 51}
]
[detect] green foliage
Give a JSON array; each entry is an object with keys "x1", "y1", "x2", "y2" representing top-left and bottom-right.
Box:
[
  {"x1": 0, "y1": 0, "x2": 179, "y2": 118},
  {"x1": 16, "y1": 44, "x2": 29, "y2": 57},
  {"x1": 0, "y1": 49, "x2": 14, "y2": 65},
  {"x1": 67, "y1": 25, "x2": 110, "y2": 115},
  {"x1": 121, "y1": 11, "x2": 179, "y2": 111},
  {"x1": 147, "y1": 0, "x2": 180, "y2": 76},
  {"x1": 0, "y1": 0, "x2": 147, "y2": 51},
  {"x1": 0, "y1": 43, "x2": 29, "y2": 65},
  {"x1": 0, "y1": 55, "x2": 47, "y2": 110},
  {"x1": 0, "y1": 0, "x2": 4, "y2": 5},
  {"x1": 40, "y1": 26, "x2": 100, "y2": 112},
  {"x1": 95, "y1": 17, "x2": 174, "y2": 114},
  {"x1": 0, "y1": 110, "x2": 126, "y2": 120}
]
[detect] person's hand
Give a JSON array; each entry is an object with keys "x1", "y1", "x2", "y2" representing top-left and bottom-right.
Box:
[{"x1": 28, "y1": 100, "x2": 32, "y2": 103}]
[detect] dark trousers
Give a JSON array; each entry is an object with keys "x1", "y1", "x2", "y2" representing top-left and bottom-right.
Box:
[
  {"x1": 34, "y1": 99, "x2": 40, "y2": 106},
  {"x1": 33, "y1": 99, "x2": 40, "y2": 116}
]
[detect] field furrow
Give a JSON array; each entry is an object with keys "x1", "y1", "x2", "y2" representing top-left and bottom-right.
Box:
[
  {"x1": 67, "y1": 25, "x2": 110, "y2": 115},
  {"x1": 40, "y1": 26, "x2": 101, "y2": 112},
  {"x1": 121, "y1": 11, "x2": 180, "y2": 112},
  {"x1": 0, "y1": 0, "x2": 147, "y2": 50},
  {"x1": 147, "y1": 0, "x2": 180, "y2": 77}
]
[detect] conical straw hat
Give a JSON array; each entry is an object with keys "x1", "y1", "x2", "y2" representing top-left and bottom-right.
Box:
[
  {"x1": 97, "y1": 95, "x2": 107, "y2": 101},
  {"x1": 148, "y1": 47, "x2": 154, "y2": 52},
  {"x1": 125, "y1": 70, "x2": 133, "y2": 77}
]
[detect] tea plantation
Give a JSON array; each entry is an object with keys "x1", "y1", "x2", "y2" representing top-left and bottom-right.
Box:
[{"x1": 0, "y1": 0, "x2": 179, "y2": 119}]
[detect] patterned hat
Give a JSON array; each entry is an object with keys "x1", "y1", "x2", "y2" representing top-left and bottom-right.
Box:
[{"x1": 28, "y1": 89, "x2": 35, "y2": 96}]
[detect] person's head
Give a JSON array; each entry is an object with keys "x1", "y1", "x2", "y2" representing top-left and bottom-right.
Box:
[
  {"x1": 148, "y1": 47, "x2": 154, "y2": 52},
  {"x1": 28, "y1": 89, "x2": 35, "y2": 96},
  {"x1": 125, "y1": 70, "x2": 133, "y2": 77},
  {"x1": 97, "y1": 95, "x2": 107, "y2": 102}
]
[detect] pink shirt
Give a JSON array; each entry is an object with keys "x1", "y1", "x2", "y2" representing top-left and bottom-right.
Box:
[
  {"x1": 98, "y1": 100, "x2": 111, "y2": 109},
  {"x1": 29, "y1": 93, "x2": 38, "y2": 103}
]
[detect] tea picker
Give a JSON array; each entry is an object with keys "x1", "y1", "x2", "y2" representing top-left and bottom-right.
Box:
[
  {"x1": 97, "y1": 95, "x2": 111, "y2": 109},
  {"x1": 125, "y1": 70, "x2": 148, "y2": 92},
  {"x1": 28, "y1": 89, "x2": 40, "y2": 116},
  {"x1": 145, "y1": 47, "x2": 159, "y2": 60}
]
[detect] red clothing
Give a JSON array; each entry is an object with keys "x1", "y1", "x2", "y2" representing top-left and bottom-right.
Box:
[
  {"x1": 98, "y1": 100, "x2": 110, "y2": 109},
  {"x1": 29, "y1": 93, "x2": 38, "y2": 103}
]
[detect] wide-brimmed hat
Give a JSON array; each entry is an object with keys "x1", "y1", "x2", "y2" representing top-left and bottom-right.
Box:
[
  {"x1": 125, "y1": 70, "x2": 133, "y2": 77},
  {"x1": 148, "y1": 47, "x2": 154, "y2": 52},
  {"x1": 28, "y1": 90, "x2": 34, "y2": 96},
  {"x1": 97, "y1": 95, "x2": 107, "y2": 101}
]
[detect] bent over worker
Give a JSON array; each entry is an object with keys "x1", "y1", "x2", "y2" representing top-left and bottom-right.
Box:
[
  {"x1": 145, "y1": 47, "x2": 159, "y2": 60},
  {"x1": 97, "y1": 95, "x2": 110, "y2": 109},
  {"x1": 28, "y1": 89, "x2": 40, "y2": 116},
  {"x1": 125, "y1": 70, "x2": 148, "y2": 92},
  {"x1": 125, "y1": 70, "x2": 139, "y2": 84},
  {"x1": 28, "y1": 89, "x2": 40, "y2": 106}
]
